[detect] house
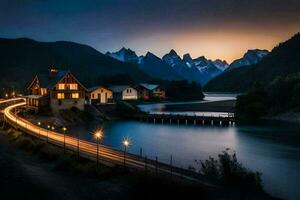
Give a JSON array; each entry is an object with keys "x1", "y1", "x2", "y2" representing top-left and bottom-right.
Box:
[
  {"x1": 26, "y1": 67, "x2": 87, "y2": 112},
  {"x1": 137, "y1": 84, "x2": 166, "y2": 99},
  {"x1": 109, "y1": 85, "x2": 138, "y2": 100},
  {"x1": 88, "y1": 86, "x2": 113, "y2": 104},
  {"x1": 135, "y1": 85, "x2": 150, "y2": 100}
]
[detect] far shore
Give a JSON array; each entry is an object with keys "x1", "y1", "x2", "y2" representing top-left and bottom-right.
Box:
[
  {"x1": 263, "y1": 111, "x2": 300, "y2": 124},
  {"x1": 163, "y1": 100, "x2": 236, "y2": 113}
]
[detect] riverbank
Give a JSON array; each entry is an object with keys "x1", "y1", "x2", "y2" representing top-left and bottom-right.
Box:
[
  {"x1": 262, "y1": 111, "x2": 300, "y2": 124},
  {"x1": 0, "y1": 126, "x2": 277, "y2": 200}
]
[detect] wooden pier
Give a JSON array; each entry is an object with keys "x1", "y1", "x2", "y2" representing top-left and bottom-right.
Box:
[{"x1": 136, "y1": 113, "x2": 236, "y2": 126}]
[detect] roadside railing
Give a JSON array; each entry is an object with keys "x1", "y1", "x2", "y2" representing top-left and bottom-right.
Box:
[{"x1": 2, "y1": 100, "x2": 212, "y2": 185}]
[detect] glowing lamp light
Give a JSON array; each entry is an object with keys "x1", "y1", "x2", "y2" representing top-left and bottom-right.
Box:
[
  {"x1": 62, "y1": 127, "x2": 67, "y2": 132},
  {"x1": 123, "y1": 139, "x2": 129, "y2": 147},
  {"x1": 94, "y1": 129, "x2": 103, "y2": 139}
]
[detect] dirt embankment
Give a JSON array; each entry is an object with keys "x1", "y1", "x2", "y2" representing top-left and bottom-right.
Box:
[{"x1": 0, "y1": 130, "x2": 129, "y2": 200}]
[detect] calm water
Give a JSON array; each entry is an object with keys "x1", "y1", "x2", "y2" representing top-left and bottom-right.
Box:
[
  {"x1": 137, "y1": 93, "x2": 237, "y2": 117},
  {"x1": 100, "y1": 121, "x2": 300, "y2": 200},
  {"x1": 72, "y1": 93, "x2": 299, "y2": 199}
]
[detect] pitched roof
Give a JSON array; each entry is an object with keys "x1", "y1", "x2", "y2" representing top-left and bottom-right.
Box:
[
  {"x1": 88, "y1": 86, "x2": 111, "y2": 92},
  {"x1": 40, "y1": 70, "x2": 68, "y2": 89},
  {"x1": 109, "y1": 85, "x2": 132, "y2": 93},
  {"x1": 140, "y1": 83, "x2": 159, "y2": 90},
  {"x1": 27, "y1": 70, "x2": 87, "y2": 91}
]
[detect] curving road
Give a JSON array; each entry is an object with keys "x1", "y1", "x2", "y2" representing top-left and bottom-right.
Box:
[{"x1": 1, "y1": 98, "x2": 204, "y2": 182}]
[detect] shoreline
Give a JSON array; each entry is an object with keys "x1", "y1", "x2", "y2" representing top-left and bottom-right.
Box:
[
  {"x1": 157, "y1": 100, "x2": 236, "y2": 113},
  {"x1": 262, "y1": 111, "x2": 300, "y2": 124}
]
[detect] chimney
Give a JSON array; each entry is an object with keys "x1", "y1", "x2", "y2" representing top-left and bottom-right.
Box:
[{"x1": 49, "y1": 67, "x2": 58, "y2": 77}]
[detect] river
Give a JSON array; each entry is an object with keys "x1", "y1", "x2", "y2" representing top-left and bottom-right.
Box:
[{"x1": 75, "y1": 93, "x2": 300, "y2": 199}]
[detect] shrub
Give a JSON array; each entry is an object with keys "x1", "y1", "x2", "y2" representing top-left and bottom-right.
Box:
[
  {"x1": 195, "y1": 149, "x2": 262, "y2": 191},
  {"x1": 60, "y1": 107, "x2": 94, "y2": 124},
  {"x1": 9, "y1": 130, "x2": 23, "y2": 140}
]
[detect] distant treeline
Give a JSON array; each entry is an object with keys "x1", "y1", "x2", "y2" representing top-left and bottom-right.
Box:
[
  {"x1": 236, "y1": 72, "x2": 300, "y2": 121},
  {"x1": 96, "y1": 74, "x2": 204, "y2": 101}
]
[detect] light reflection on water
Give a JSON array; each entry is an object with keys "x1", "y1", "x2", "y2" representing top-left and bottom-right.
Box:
[
  {"x1": 71, "y1": 121, "x2": 300, "y2": 199},
  {"x1": 69, "y1": 93, "x2": 299, "y2": 199},
  {"x1": 137, "y1": 93, "x2": 237, "y2": 116},
  {"x1": 72, "y1": 120, "x2": 299, "y2": 200}
]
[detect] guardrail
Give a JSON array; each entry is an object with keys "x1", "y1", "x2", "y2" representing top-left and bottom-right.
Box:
[{"x1": 1, "y1": 99, "x2": 212, "y2": 185}]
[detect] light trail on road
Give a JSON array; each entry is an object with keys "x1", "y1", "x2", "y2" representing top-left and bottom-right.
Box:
[
  {"x1": 0, "y1": 98, "x2": 209, "y2": 183},
  {"x1": 2, "y1": 100, "x2": 147, "y2": 168}
]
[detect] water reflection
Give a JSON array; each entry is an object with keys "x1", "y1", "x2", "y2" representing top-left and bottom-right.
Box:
[
  {"x1": 137, "y1": 93, "x2": 237, "y2": 116},
  {"x1": 68, "y1": 92, "x2": 299, "y2": 199},
  {"x1": 100, "y1": 121, "x2": 300, "y2": 200}
]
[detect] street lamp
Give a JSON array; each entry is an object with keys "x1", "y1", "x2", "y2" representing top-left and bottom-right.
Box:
[
  {"x1": 37, "y1": 122, "x2": 41, "y2": 139},
  {"x1": 77, "y1": 131, "x2": 80, "y2": 159},
  {"x1": 50, "y1": 126, "x2": 55, "y2": 143},
  {"x1": 94, "y1": 129, "x2": 103, "y2": 168},
  {"x1": 62, "y1": 127, "x2": 67, "y2": 153},
  {"x1": 122, "y1": 138, "x2": 130, "y2": 167},
  {"x1": 5, "y1": 93, "x2": 8, "y2": 98},
  {"x1": 47, "y1": 125, "x2": 50, "y2": 143},
  {"x1": 15, "y1": 107, "x2": 17, "y2": 129}
]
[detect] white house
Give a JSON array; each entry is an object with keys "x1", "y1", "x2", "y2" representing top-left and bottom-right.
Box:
[
  {"x1": 109, "y1": 85, "x2": 138, "y2": 100},
  {"x1": 88, "y1": 86, "x2": 113, "y2": 104}
]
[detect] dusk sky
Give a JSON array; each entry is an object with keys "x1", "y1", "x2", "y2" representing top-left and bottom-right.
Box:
[{"x1": 1, "y1": 0, "x2": 300, "y2": 62}]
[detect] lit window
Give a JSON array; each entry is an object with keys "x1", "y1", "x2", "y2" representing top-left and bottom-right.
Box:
[
  {"x1": 57, "y1": 93, "x2": 65, "y2": 99},
  {"x1": 58, "y1": 84, "x2": 65, "y2": 90},
  {"x1": 72, "y1": 93, "x2": 79, "y2": 99},
  {"x1": 40, "y1": 88, "x2": 47, "y2": 95},
  {"x1": 69, "y1": 84, "x2": 78, "y2": 90}
]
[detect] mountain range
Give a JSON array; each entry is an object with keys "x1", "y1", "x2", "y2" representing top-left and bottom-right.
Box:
[
  {"x1": 0, "y1": 38, "x2": 150, "y2": 91},
  {"x1": 205, "y1": 33, "x2": 300, "y2": 92},
  {"x1": 227, "y1": 49, "x2": 269, "y2": 70},
  {"x1": 107, "y1": 47, "x2": 268, "y2": 85},
  {"x1": 0, "y1": 37, "x2": 272, "y2": 92}
]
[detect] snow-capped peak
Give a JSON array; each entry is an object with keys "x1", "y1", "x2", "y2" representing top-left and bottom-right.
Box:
[{"x1": 106, "y1": 47, "x2": 138, "y2": 63}]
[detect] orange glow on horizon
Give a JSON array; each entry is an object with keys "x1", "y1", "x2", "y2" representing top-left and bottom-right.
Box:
[
  {"x1": 130, "y1": 27, "x2": 300, "y2": 63},
  {"x1": 171, "y1": 31, "x2": 279, "y2": 63}
]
